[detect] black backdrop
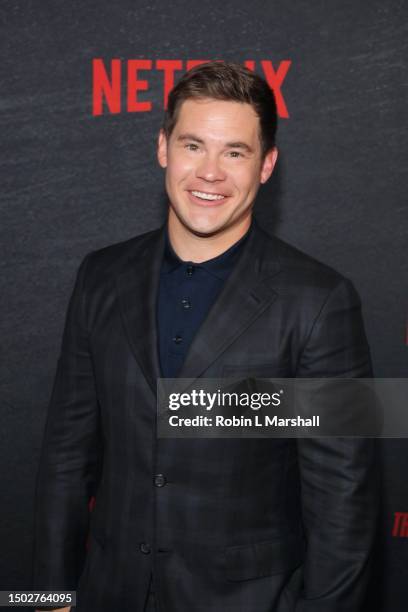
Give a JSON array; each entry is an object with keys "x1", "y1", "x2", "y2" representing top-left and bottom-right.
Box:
[{"x1": 1, "y1": 1, "x2": 407, "y2": 610}]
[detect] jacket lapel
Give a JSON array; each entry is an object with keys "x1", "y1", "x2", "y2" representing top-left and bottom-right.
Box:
[
  {"x1": 116, "y1": 219, "x2": 281, "y2": 395},
  {"x1": 177, "y1": 220, "x2": 281, "y2": 380},
  {"x1": 116, "y1": 225, "x2": 166, "y2": 395}
]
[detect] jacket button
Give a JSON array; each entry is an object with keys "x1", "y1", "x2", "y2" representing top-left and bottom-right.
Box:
[
  {"x1": 154, "y1": 473, "x2": 167, "y2": 487},
  {"x1": 139, "y1": 542, "x2": 151, "y2": 554}
]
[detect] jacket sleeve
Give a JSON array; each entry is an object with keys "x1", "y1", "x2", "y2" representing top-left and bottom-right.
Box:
[
  {"x1": 32, "y1": 254, "x2": 102, "y2": 591},
  {"x1": 294, "y1": 278, "x2": 380, "y2": 612}
]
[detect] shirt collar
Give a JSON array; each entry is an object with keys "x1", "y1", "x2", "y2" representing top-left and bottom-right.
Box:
[{"x1": 161, "y1": 220, "x2": 253, "y2": 281}]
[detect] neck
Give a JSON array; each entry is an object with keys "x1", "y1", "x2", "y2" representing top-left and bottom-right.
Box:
[{"x1": 167, "y1": 209, "x2": 252, "y2": 263}]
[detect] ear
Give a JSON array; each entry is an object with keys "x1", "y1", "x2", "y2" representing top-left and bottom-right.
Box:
[
  {"x1": 260, "y1": 147, "x2": 278, "y2": 184},
  {"x1": 157, "y1": 129, "x2": 168, "y2": 169}
]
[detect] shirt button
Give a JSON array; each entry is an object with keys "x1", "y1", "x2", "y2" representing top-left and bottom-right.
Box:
[
  {"x1": 173, "y1": 335, "x2": 183, "y2": 344},
  {"x1": 186, "y1": 265, "x2": 194, "y2": 276},
  {"x1": 181, "y1": 298, "x2": 191, "y2": 309},
  {"x1": 139, "y1": 542, "x2": 151, "y2": 554},
  {"x1": 154, "y1": 473, "x2": 167, "y2": 487}
]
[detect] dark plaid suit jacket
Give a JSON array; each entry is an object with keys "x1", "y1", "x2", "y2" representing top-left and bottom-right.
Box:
[{"x1": 32, "y1": 219, "x2": 379, "y2": 612}]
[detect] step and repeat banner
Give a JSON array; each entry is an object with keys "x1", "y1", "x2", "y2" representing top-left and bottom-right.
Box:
[{"x1": 1, "y1": 1, "x2": 407, "y2": 610}]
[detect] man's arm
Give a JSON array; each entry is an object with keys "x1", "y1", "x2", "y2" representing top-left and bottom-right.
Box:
[
  {"x1": 294, "y1": 278, "x2": 380, "y2": 612},
  {"x1": 32, "y1": 254, "x2": 102, "y2": 597}
]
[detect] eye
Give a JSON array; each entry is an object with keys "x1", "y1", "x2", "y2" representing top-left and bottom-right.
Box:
[
  {"x1": 228, "y1": 151, "x2": 243, "y2": 158},
  {"x1": 185, "y1": 143, "x2": 199, "y2": 151}
]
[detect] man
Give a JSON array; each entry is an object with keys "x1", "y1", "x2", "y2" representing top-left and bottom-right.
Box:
[{"x1": 33, "y1": 61, "x2": 379, "y2": 612}]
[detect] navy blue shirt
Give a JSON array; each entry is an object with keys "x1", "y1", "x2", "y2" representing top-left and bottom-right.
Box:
[{"x1": 157, "y1": 223, "x2": 252, "y2": 378}]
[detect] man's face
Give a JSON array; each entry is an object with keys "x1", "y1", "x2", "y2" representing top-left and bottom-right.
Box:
[{"x1": 157, "y1": 97, "x2": 277, "y2": 237}]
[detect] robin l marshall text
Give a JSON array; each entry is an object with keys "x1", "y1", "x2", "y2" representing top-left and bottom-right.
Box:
[{"x1": 168, "y1": 415, "x2": 320, "y2": 428}]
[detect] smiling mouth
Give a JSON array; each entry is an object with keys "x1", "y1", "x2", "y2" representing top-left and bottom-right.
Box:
[{"x1": 189, "y1": 190, "x2": 227, "y2": 202}]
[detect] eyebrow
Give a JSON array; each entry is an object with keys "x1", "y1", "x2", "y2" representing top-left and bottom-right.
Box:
[{"x1": 176, "y1": 133, "x2": 255, "y2": 153}]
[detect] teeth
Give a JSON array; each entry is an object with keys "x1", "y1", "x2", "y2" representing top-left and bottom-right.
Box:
[{"x1": 191, "y1": 190, "x2": 225, "y2": 201}]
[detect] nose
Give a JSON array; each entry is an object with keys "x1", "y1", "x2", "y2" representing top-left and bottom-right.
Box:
[{"x1": 195, "y1": 154, "x2": 227, "y2": 183}]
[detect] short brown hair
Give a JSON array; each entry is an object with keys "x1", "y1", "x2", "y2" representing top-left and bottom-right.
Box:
[{"x1": 163, "y1": 61, "x2": 278, "y2": 158}]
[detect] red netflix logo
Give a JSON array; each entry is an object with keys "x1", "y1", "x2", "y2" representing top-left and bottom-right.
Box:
[
  {"x1": 92, "y1": 58, "x2": 292, "y2": 118},
  {"x1": 392, "y1": 512, "x2": 408, "y2": 537}
]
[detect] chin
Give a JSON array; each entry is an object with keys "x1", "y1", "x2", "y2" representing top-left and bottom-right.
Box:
[
  {"x1": 184, "y1": 221, "x2": 223, "y2": 237},
  {"x1": 177, "y1": 210, "x2": 223, "y2": 235}
]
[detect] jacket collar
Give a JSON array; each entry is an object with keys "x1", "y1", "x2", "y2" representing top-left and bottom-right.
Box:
[{"x1": 116, "y1": 218, "x2": 281, "y2": 396}]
